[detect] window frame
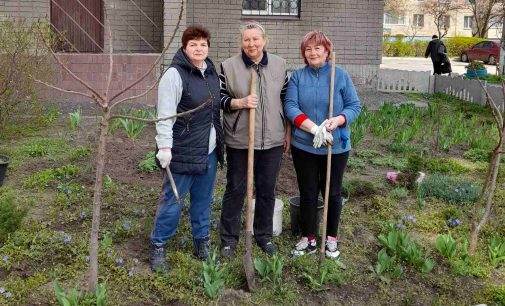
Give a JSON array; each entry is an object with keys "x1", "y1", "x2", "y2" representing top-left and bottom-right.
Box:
[
  {"x1": 242, "y1": 0, "x2": 301, "y2": 17},
  {"x1": 413, "y1": 14, "x2": 424, "y2": 28}
]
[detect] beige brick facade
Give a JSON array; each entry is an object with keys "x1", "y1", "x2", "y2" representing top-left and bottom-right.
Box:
[{"x1": 164, "y1": 0, "x2": 383, "y2": 86}]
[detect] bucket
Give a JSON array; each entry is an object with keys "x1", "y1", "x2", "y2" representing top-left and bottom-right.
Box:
[
  {"x1": 0, "y1": 155, "x2": 9, "y2": 187},
  {"x1": 251, "y1": 198, "x2": 283, "y2": 236},
  {"x1": 289, "y1": 196, "x2": 324, "y2": 236}
]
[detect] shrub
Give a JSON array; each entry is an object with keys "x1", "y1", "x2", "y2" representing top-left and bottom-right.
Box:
[
  {"x1": 425, "y1": 157, "x2": 469, "y2": 174},
  {"x1": 0, "y1": 20, "x2": 54, "y2": 130},
  {"x1": 418, "y1": 173, "x2": 481, "y2": 205},
  {"x1": 444, "y1": 36, "x2": 485, "y2": 57},
  {"x1": 463, "y1": 148, "x2": 491, "y2": 162},
  {"x1": 0, "y1": 188, "x2": 27, "y2": 242}
]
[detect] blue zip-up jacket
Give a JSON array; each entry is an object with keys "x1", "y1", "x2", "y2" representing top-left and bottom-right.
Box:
[{"x1": 284, "y1": 62, "x2": 361, "y2": 155}]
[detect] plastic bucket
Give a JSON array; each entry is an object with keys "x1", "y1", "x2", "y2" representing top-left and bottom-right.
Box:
[
  {"x1": 288, "y1": 196, "x2": 323, "y2": 236},
  {"x1": 465, "y1": 68, "x2": 487, "y2": 79},
  {"x1": 0, "y1": 155, "x2": 9, "y2": 187},
  {"x1": 251, "y1": 198, "x2": 284, "y2": 236}
]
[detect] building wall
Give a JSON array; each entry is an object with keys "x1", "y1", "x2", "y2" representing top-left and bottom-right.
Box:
[
  {"x1": 0, "y1": 0, "x2": 163, "y2": 53},
  {"x1": 0, "y1": 0, "x2": 50, "y2": 22},
  {"x1": 105, "y1": 0, "x2": 164, "y2": 53},
  {"x1": 384, "y1": 2, "x2": 502, "y2": 40},
  {"x1": 164, "y1": 0, "x2": 383, "y2": 87}
]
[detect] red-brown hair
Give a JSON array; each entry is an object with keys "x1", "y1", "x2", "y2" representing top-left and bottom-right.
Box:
[
  {"x1": 300, "y1": 31, "x2": 333, "y2": 65},
  {"x1": 182, "y1": 25, "x2": 211, "y2": 49}
]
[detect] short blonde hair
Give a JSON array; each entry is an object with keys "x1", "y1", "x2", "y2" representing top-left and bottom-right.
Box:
[{"x1": 239, "y1": 21, "x2": 267, "y2": 43}]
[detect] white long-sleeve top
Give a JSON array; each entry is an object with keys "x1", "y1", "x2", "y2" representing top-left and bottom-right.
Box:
[{"x1": 155, "y1": 63, "x2": 216, "y2": 154}]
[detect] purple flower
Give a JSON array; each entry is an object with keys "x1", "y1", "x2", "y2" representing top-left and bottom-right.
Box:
[
  {"x1": 402, "y1": 214, "x2": 416, "y2": 223},
  {"x1": 122, "y1": 220, "x2": 132, "y2": 231},
  {"x1": 4, "y1": 291, "x2": 12, "y2": 298},
  {"x1": 62, "y1": 234, "x2": 72, "y2": 245},
  {"x1": 395, "y1": 223, "x2": 406, "y2": 230},
  {"x1": 0, "y1": 287, "x2": 5, "y2": 294},
  {"x1": 79, "y1": 212, "x2": 87, "y2": 220},
  {"x1": 115, "y1": 257, "x2": 124, "y2": 267},
  {"x1": 447, "y1": 218, "x2": 462, "y2": 228},
  {"x1": 128, "y1": 268, "x2": 135, "y2": 277},
  {"x1": 2, "y1": 255, "x2": 8, "y2": 263}
]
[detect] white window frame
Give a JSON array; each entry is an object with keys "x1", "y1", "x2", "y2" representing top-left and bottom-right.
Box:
[
  {"x1": 464, "y1": 16, "x2": 473, "y2": 29},
  {"x1": 242, "y1": 0, "x2": 299, "y2": 16},
  {"x1": 383, "y1": 13, "x2": 406, "y2": 26}
]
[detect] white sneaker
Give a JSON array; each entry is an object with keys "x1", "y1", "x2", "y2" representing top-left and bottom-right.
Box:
[
  {"x1": 291, "y1": 237, "x2": 317, "y2": 257},
  {"x1": 325, "y1": 237, "x2": 340, "y2": 259}
]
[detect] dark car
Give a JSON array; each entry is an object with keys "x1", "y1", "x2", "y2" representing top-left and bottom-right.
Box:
[{"x1": 460, "y1": 40, "x2": 500, "y2": 64}]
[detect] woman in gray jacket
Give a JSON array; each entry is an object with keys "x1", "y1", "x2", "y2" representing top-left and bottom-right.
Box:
[{"x1": 219, "y1": 21, "x2": 290, "y2": 257}]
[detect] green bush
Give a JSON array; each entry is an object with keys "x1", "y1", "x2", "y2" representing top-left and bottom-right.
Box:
[
  {"x1": 382, "y1": 36, "x2": 485, "y2": 58},
  {"x1": 444, "y1": 36, "x2": 485, "y2": 57},
  {"x1": 0, "y1": 20, "x2": 54, "y2": 130},
  {"x1": 418, "y1": 173, "x2": 481, "y2": 205},
  {"x1": 0, "y1": 189, "x2": 27, "y2": 242}
]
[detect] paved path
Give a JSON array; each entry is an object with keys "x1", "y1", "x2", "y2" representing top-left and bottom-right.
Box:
[{"x1": 381, "y1": 56, "x2": 497, "y2": 75}]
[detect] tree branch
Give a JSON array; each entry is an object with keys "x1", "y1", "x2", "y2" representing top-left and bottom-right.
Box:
[
  {"x1": 32, "y1": 77, "x2": 97, "y2": 101},
  {"x1": 35, "y1": 23, "x2": 105, "y2": 103},
  {"x1": 105, "y1": 24, "x2": 114, "y2": 104},
  {"x1": 109, "y1": 71, "x2": 163, "y2": 108},
  {"x1": 108, "y1": 0, "x2": 184, "y2": 104},
  {"x1": 109, "y1": 97, "x2": 213, "y2": 123},
  {"x1": 476, "y1": 78, "x2": 504, "y2": 136}
]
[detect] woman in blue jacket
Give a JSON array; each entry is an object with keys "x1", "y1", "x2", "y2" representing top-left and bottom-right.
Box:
[{"x1": 284, "y1": 31, "x2": 361, "y2": 258}]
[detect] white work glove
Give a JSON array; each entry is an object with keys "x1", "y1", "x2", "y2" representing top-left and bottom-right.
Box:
[
  {"x1": 156, "y1": 148, "x2": 172, "y2": 168},
  {"x1": 311, "y1": 120, "x2": 334, "y2": 149}
]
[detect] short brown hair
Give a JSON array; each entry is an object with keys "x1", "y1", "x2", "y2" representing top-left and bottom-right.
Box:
[
  {"x1": 300, "y1": 31, "x2": 333, "y2": 65},
  {"x1": 182, "y1": 25, "x2": 211, "y2": 49}
]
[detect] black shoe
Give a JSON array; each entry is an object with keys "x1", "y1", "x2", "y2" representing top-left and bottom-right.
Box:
[
  {"x1": 150, "y1": 244, "x2": 169, "y2": 273},
  {"x1": 194, "y1": 237, "x2": 210, "y2": 261},
  {"x1": 258, "y1": 241, "x2": 277, "y2": 256},
  {"x1": 220, "y1": 245, "x2": 236, "y2": 258}
]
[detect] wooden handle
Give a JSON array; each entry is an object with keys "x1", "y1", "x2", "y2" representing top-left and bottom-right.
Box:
[
  {"x1": 320, "y1": 52, "x2": 336, "y2": 262},
  {"x1": 245, "y1": 70, "x2": 257, "y2": 233}
]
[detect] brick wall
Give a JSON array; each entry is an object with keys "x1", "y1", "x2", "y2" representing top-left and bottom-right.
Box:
[
  {"x1": 164, "y1": 0, "x2": 383, "y2": 87},
  {"x1": 42, "y1": 54, "x2": 160, "y2": 105},
  {"x1": 0, "y1": 0, "x2": 50, "y2": 22},
  {"x1": 105, "y1": 0, "x2": 164, "y2": 53},
  {"x1": 1, "y1": 0, "x2": 163, "y2": 54}
]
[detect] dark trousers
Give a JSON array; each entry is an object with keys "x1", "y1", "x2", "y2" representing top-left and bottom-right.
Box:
[
  {"x1": 220, "y1": 146, "x2": 283, "y2": 247},
  {"x1": 291, "y1": 146, "x2": 349, "y2": 238},
  {"x1": 433, "y1": 60, "x2": 442, "y2": 75}
]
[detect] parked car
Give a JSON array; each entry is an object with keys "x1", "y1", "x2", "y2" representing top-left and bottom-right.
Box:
[{"x1": 460, "y1": 40, "x2": 500, "y2": 64}]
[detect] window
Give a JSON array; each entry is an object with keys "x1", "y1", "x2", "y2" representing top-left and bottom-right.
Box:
[
  {"x1": 473, "y1": 42, "x2": 486, "y2": 49},
  {"x1": 384, "y1": 13, "x2": 406, "y2": 25},
  {"x1": 439, "y1": 15, "x2": 450, "y2": 29},
  {"x1": 413, "y1": 14, "x2": 424, "y2": 27},
  {"x1": 242, "y1": 0, "x2": 300, "y2": 16},
  {"x1": 464, "y1": 16, "x2": 473, "y2": 29}
]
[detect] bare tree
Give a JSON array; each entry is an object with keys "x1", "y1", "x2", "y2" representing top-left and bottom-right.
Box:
[
  {"x1": 470, "y1": 80, "x2": 505, "y2": 255},
  {"x1": 32, "y1": 0, "x2": 186, "y2": 291},
  {"x1": 469, "y1": 0, "x2": 504, "y2": 38},
  {"x1": 384, "y1": 0, "x2": 409, "y2": 17},
  {"x1": 421, "y1": 0, "x2": 466, "y2": 38}
]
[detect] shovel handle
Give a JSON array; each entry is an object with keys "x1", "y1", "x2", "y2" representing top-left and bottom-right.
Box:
[
  {"x1": 245, "y1": 70, "x2": 257, "y2": 233},
  {"x1": 165, "y1": 167, "x2": 180, "y2": 202}
]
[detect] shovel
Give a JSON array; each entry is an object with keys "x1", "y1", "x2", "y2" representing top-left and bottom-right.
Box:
[
  {"x1": 165, "y1": 167, "x2": 180, "y2": 202},
  {"x1": 320, "y1": 52, "x2": 336, "y2": 264},
  {"x1": 244, "y1": 69, "x2": 257, "y2": 291}
]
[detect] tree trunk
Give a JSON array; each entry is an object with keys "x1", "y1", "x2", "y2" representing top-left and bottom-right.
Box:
[
  {"x1": 86, "y1": 108, "x2": 110, "y2": 291},
  {"x1": 469, "y1": 147, "x2": 502, "y2": 255}
]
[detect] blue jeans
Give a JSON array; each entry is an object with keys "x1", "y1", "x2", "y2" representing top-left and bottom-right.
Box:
[{"x1": 151, "y1": 150, "x2": 217, "y2": 246}]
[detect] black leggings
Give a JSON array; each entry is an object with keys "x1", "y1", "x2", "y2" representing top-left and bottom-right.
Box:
[{"x1": 291, "y1": 146, "x2": 349, "y2": 237}]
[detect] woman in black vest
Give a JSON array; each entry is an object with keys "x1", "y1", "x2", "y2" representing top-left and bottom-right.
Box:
[{"x1": 150, "y1": 26, "x2": 224, "y2": 272}]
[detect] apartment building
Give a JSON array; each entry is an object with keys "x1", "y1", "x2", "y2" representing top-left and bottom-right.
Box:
[{"x1": 383, "y1": 0, "x2": 502, "y2": 40}]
